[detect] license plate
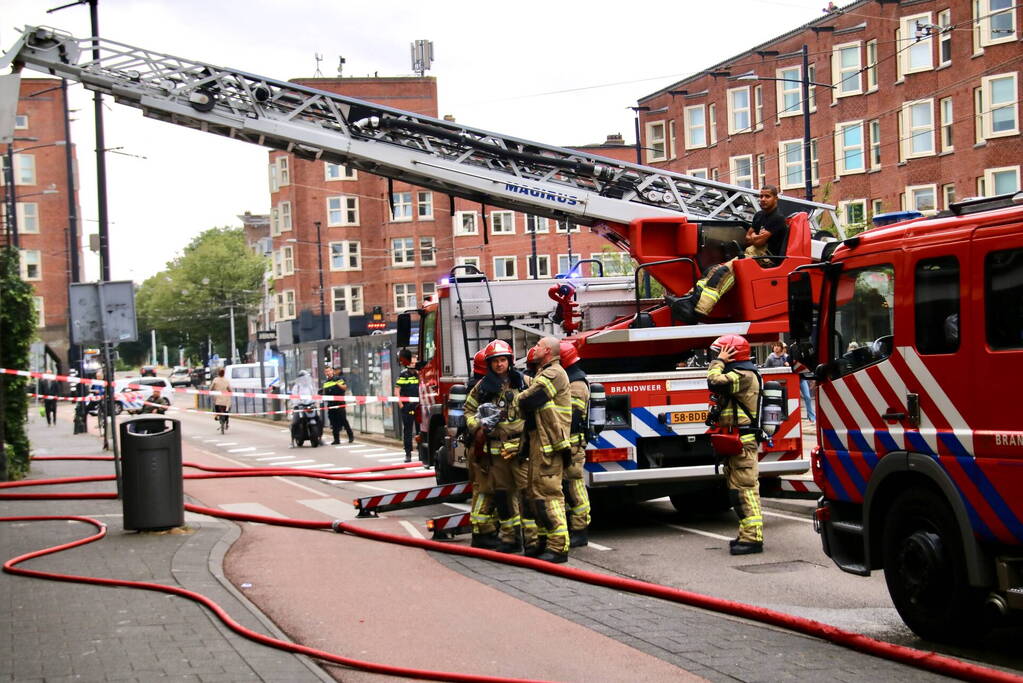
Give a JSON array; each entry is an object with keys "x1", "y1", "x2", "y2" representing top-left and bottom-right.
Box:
[{"x1": 668, "y1": 410, "x2": 709, "y2": 425}]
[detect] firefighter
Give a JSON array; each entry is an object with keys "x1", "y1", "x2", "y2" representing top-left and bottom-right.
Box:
[
  {"x1": 515, "y1": 336, "x2": 572, "y2": 563},
  {"x1": 666, "y1": 185, "x2": 788, "y2": 323},
  {"x1": 706, "y1": 333, "x2": 764, "y2": 555},
  {"x1": 560, "y1": 340, "x2": 591, "y2": 548},
  {"x1": 463, "y1": 349, "x2": 500, "y2": 548},
  {"x1": 395, "y1": 348, "x2": 419, "y2": 462},
  {"x1": 464, "y1": 340, "x2": 527, "y2": 553},
  {"x1": 321, "y1": 366, "x2": 355, "y2": 444}
]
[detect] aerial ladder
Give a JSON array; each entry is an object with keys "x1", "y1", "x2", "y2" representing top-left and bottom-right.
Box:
[{"x1": 2, "y1": 26, "x2": 838, "y2": 364}]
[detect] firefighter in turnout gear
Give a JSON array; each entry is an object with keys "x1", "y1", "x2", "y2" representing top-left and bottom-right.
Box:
[
  {"x1": 464, "y1": 349, "x2": 499, "y2": 548},
  {"x1": 321, "y1": 366, "x2": 354, "y2": 444},
  {"x1": 464, "y1": 340, "x2": 528, "y2": 553},
  {"x1": 706, "y1": 334, "x2": 764, "y2": 555},
  {"x1": 515, "y1": 336, "x2": 573, "y2": 563},
  {"x1": 560, "y1": 340, "x2": 591, "y2": 548},
  {"x1": 395, "y1": 348, "x2": 419, "y2": 463}
]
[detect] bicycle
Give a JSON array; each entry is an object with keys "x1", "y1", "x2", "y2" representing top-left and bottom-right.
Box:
[{"x1": 215, "y1": 406, "x2": 229, "y2": 434}]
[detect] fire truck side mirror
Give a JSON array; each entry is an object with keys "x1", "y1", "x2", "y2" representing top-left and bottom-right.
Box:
[
  {"x1": 396, "y1": 313, "x2": 412, "y2": 348},
  {"x1": 787, "y1": 271, "x2": 815, "y2": 343}
]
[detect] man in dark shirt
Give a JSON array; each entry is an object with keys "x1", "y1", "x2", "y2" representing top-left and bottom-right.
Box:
[
  {"x1": 666, "y1": 185, "x2": 788, "y2": 323},
  {"x1": 394, "y1": 348, "x2": 420, "y2": 462}
]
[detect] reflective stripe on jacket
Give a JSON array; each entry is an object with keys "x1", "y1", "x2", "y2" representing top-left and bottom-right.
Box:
[{"x1": 516, "y1": 359, "x2": 571, "y2": 454}]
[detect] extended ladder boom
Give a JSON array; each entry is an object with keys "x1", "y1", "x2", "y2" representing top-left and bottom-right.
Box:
[{"x1": 3, "y1": 26, "x2": 834, "y2": 236}]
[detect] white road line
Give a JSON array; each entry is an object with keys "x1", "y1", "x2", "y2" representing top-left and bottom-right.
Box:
[
  {"x1": 288, "y1": 462, "x2": 327, "y2": 468},
  {"x1": 279, "y1": 429, "x2": 290, "y2": 433},
  {"x1": 320, "y1": 465, "x2": 352, "y2": 471},
  {"x1": 361, "y1": 453, "x2": 395, "y2": 459},
  {"x1": 664, "y1": 523, "x2": 733, "y2": 541},
  {"x1": 586, "y1": 541, "x2": 612, "y2": 551},
  {"x1": 355, "y1": 483, "x2": 395, "y2": 493},
  {"x1": 400, "y1": 520, "x2": 425, "y2": 539},
  {"x1": 283, "y1": 459, "x2": 316, "y2": 466},
  {"x1": 334, "y1": 444, "x2": 363, "y2": 449},
  {"x1": 227, "y1": 447, "x2": 256, "y2": 453},
  {"x1": 202, "y1": 439, "x2": 220, "y2": 443},
  {"x1": 763, "y1": 510, "x2": 813, "y2": 524},
  {"x1": 214, "y1": 442, "x2": 238, "y2": 446},
  {"x1": 298, "y1": 498, "x2": 357, "y2": 519},
  {"x1": 257, "y1": 455, "x2": 299, "y2": 462},
  {"x1": 351, "y1": 447, "x2": 387, "y2": 453},
  {"x1": 273, "y1": 477, "x2": 327, "y2": 496},
  {"x1": 245, "y1": 452, "x2": 276, "y2": 457},
  {"x1": 378, "y1": 457, "x2": 407, "y2": 463}
]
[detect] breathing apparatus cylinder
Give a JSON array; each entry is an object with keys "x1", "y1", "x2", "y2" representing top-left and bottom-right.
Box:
[
  {"x1": 761, "y1": 380, "x2": 787, "y2": 435},
  {"x1": 588, "y1": 383, "x2": 606, "y2": 435},
  {"x1": 447, "y1": 384, "x2": 468, "y2": 430}
]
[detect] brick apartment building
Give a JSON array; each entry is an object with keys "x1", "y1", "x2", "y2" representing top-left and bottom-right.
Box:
[
  {"x1": 266, "y1": 76, "x2": 631, "y2": 340},
  {"x1": 635, "y1": 0, "x2": 1020, "y2": 229},
  {"x1": 2, "y1": 77, "x2": 81, "y2": 371}
]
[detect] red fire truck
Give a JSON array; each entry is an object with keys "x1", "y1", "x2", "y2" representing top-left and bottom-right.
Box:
[{"x1": 787, "y1": 192, "x2": 1023, "y2": 642}]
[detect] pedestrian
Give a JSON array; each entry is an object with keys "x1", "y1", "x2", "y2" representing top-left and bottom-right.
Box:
[
  {"x1": 40, "y1": 377, "x2": 58, "y2": 425},
  {"x1": 394, "y1": 348, "x2": 419, "y2": 463},
  {"x1": 763, "y1": 341, "x2": 789, "y2": 368},
  {"x1": 706, "y1": 334, "x2": 764, "y2": 555},
  {"x1": 514, "y1": 336, "x2": 572, "y2": 563},
  {"x1": 210, "y1": 368, "x2": 232, "y2": 429},
  {"x1": 464, "y1": 339, "x2": 527, "y2": 553},
  {"x1": 142, "y1": 386, "x2": 170, "y2": 414},
  {"x1": 321, "y1": 366, "x2": 355, "y2": 444},
  {"x1": 560, "y1": 341, "x2": 591, "y2": 548}
]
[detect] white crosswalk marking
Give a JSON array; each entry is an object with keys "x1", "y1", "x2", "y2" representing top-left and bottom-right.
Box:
[
  {"x1": 297, "y1": 498, "x2": 359, "y2": 521},
  {"x1": 287, "y1": 461, "x2": 322, "y2": 468},
  {"x1": 227, "y1": 447, "x2": 256, "y2": 453},
  {"x1": 664, "y1": 523, "x2": 732, "y2": 541},
  {"x1": 379, "y1": 457, "x2": 407, "y2": 463},
  {"x1": 400, "y1": 521, "x2": 425, "y2": 539},
  {"x1": 214, "y1": 442, "x2": 237, "y2": 446},
  {"x1": 257, "y1": 455, "x2": 298, "y2": 462},
  {"x1": 278, "y1": 459, "x2": 315, "y2": 466},
  {"x1": 355, "y1": 483, "x2": 395, "y2": 493},
  {"x1": 245, "y1": 452, "x2": 276, "y2": 457}
]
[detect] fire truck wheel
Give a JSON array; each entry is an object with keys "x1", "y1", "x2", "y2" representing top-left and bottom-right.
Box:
[
  {"x1": 882, "y1": 487, "x2": 988, "y2": 643},
  {"x1": 669, "y1": 484, "x2": 731, "y2": 514}
]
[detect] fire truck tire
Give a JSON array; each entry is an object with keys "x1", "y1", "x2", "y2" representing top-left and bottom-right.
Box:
[
  {"x1": 669, "y1": 485, "x2": 731, "y2": 514},
  {"x1": 882, "y1": 487, "x2": 987, "y2": 643},
  {"x1": 431, "y1": 425, "x2": 465, "y2": 485}
]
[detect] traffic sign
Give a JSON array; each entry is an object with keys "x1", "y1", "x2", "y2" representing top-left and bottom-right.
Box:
[{"x1": 256, "y1": 329, "x2": 277, "y2": 343}]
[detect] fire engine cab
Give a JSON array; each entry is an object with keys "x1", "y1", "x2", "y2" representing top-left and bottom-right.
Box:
[{"x1": 787, "y1": 192, "x2": 1023, "y2": 642}]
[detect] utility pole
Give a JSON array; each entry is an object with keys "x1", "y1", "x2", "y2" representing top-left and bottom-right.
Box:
[
  {"x1": 229, "y1": 304, "x2": 237, "y2": 363},
  {"x1": 315, "y1": 221, "x2": 327, "y2": 339},
  {"x1": 801, "y1": 44, "x2": 813, "y2": 202}
]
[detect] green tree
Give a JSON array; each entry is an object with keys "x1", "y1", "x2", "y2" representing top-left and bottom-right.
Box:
[
  {"x1": 0, "y1": 246, "x2": 38, "y2": 480},
  {"x1": 133, "y1": 227, "x2": 267, "y2": 364}
]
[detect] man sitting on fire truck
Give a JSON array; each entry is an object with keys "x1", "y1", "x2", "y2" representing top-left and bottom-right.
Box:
[{"x1": 666, "y1": 185, "x2": 787, "y2": 323}]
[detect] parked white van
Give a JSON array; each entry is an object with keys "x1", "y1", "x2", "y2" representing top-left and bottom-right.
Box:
[{"x1": 223, "y1": 362, "x2": 281, "y2": 391}]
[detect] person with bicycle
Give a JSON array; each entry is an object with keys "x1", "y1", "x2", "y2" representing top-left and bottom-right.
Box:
[{"x1": 210, "y1": 368, "x2": 232, "y2": 430}]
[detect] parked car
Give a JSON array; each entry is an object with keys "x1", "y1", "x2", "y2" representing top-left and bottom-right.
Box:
[
  {"x1": 113, "y1": 376, "x2": 173, "y2": 414},
  {"x1": 140, "y1": 365, "x2": 157, "y2": 377},
  {"x1": 168, "y1": 366, "x2": 192, "y2": 387}
]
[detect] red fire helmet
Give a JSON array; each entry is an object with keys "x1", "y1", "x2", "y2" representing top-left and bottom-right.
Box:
[
  {"x1": 525, "y1": 346, "x2": 539, "y2": 366},
  {"x1": 559, "y1": 340, "x2": 580, "y2": 368},
  {"x1": 709, "y1": 334, "x2": 751, "y2": 361},
  {"x1": 472, "y1": 350, "x2": 487, "y2": 375},
  {"x1": 483, "y1": 339, "x2": 513, "y2": 362}
]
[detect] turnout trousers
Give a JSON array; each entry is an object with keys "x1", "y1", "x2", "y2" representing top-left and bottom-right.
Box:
[
  {"x1": 468, "y1": 445, "x2": 497, "y2": 536},
  {"x1": 723, "y1": 439, "x2": 763, "y2": 543},
  {"x1": 525, "y1": 435, "x2": 569, "y2": 554}
]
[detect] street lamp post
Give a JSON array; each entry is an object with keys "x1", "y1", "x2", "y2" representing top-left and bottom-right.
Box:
[{"x1": 314, "y1": 221, "x2": 327, "y2": 340}]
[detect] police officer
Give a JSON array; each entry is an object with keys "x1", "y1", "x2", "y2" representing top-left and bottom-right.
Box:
[
  {"x1": 464, "y1": 340, "x2": 527, "y2": 553},
  {"x1": 515, "y1": 336, "x2": 573, "y2": 563},
  {"x1": 321, "y1": 366, "x2": 355, "y2": 444},
  {"x1": 395, "y1": 348, "x2": 419, "y2": 463},
  {"x1": 706, "y1": 333, "x2": 764, "y2": 555},
  {"x1": 560, "y1": 341, "x2": 591, "y2": 548}
]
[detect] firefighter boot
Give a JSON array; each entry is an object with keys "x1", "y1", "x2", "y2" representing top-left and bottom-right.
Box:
[
  {"x1": 569, "y1": 529, "x2": 588, "y2": 548},
  {"x1": 730, "y1": 541, "x2": 763, "y2": 555},
  {"x1": 537, "y1": 549, "x2": 569, "y2": 563},
  {"x1": 496, "y1": 527, "x2": 523, "y2": 554},
  {"x1": 665, "y1": 287, "x2": 702, "y2": 324},
  {"x1": 524, "y1": 537, "x2": 546, "y2": 558},
  {"x1": 471, "y1": 531, "x2": 500, "y2": 550}
]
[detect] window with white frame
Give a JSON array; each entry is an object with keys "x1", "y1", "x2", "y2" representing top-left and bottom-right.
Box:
[
  {"x1": 493, "y1": 256, "x2": 517, "y2": 280},
  {"x1": 906, "y1": 184, "x2": 937, "y2": 211},
  {"x1": 277, "y1": 156, "x2": 290, "y2": 186},
  {"x1": 938, "y1": 9, "x2": 952, "y2": 65},
  {"x1": 417, "y1": 191, "x2": 433, "y2": 219},
  {"x1": 419, "y1": 236, "x2": 436, "y2": 265},
  {"x1": 974, "y1": 86, "x2": 986, "y2": 143},
  {"x1": 268, "y1": 162, "x2": 278, "y2": 193},
  {"x1": 270, "y1": 207, "x2": 280, "y2": 237},
  {"x1": 20, "y1": 249, "x2": 41, "y2": 280},
  {"x1": 17, "y1": 202, "x2": 39, "y2": 234},
  {"x1": 331, "y1": 285, "x2": 364, "y2": 315},
  {"x1": 779, "y1": 139, "x2": 805, "y2": 189},
  {"x1": 872, "y1": 198, "x2": 884, "y2": 216},
  {"x1": 491, "y1": 210, "x2": 515, "y2": 235},
  {"x1": 272, "y1": 249, "x2": 283, "y2": 277},
  {"x1": 981, "y1": 73, "x2": 1019, "y2": 139},
  {"x1": 942, "y1": 183, "x2": 957, "y2": 208},
  {"x1": 902, "y1": 100, "x2": 935, "y2": 159},
  {"x1": 729, "y1": 155, "x2": 753, "y2": 188},
  {"x1": 645, "y1": 121, "x2": 666, "y2": 161},
  {"x1": 325, "y1": 162, "x2": 357, "y2": 181},
  {"x1": 556, "y1": 219, "x2": 579, "y2": 233},
  {"x1": 391, "y1": 192, "x2": 413, "y2": 221},
  {"x1": 14, "y1": 114, "x2": 28, "y2": 129},
  {"x1": 667, "y1": 120, "x2": 677, "y2": 158},
  {"x1": 869, "y1": 119, "x2": 881, "y2": 169},
  {"x1": 394, "y1": 283, "x2": 417, "y2": 311},
  {"x1": 457, "y1": 256, "x2": 481, "y2": 271},
  {"x1": 33, "y1": 297, "x2": 44, "y2": 327},
  {"x1": 838, "y1": 198, "x2": 867, "y2": 228},
  {"x1": 329, "y1": 241, "x2": 361, "y2": 271},
  {"x1": 14, "y1": 154, "x2": 35, "y2": 185},
  {"x1": 708, "y1": 103, "x2": 717, "y2": 144},
  {"x1": 777, "y1": 66, "x2": 805, "y2": 118},
  {"x1": 557, "y1": 254, "x2": 575, "y2": 275},
  {"x1": 687, "y1": 168, "x2": 708, "y2": 179},
  {"x1": 833, "y1": 42, "x2": 863, "y2": 96},
  {"x1": 278, "y1": 201, "x2": 292, "y2": 231},
  {"x1": 276, "y1": 290, "x2": 296, "y2": 320},
  {"x1": 900, "y1": 13, "x2": 934, "y2": 75},
  {"x1": 421, "y1": 281, "x2": 436, "y2": 303},
  {"x1": 711, "y1": 168, "x2": 719, "y2": 182},
  {"x1": 684, "y1": 105, "x2": 706, "y2": 149},
  {"x1": 281, "y1": 246, "x2": 294, "y2": 275},
  {"x1": 727, "y1": 87, "x2": 752, "y2": 135},
  {"x1": 754, "y1": 85, "x2": 764, "y2": 130},
  {"x1": 591, "y1": 251, "x2": 631, "y2": 276},
  {"x1": 756, "y1": 154, "x2": 766, "y2": 189},
  {"x1": 454, "y1": 211, "x2": 478, "y2": 236},
  {"x1": 327, "y1": 196, "x2": 359, "y2": 226},
  {"x1": 391, "y1": 237, "x2": 415, "y2": 267},
  {"x1": 975, "y1": 0, "x2": 1016, "y2": 48},
  {"x1": 835, "y1": 121, "x2": 865, "y2": 175},
  {"x1": 984, "y1": 166, "x2": 1021, "y2": 195},
  {"x1": 940, "y1": 97, "x2": 954, "y2": 152},
  {"x1": 525, "y1": 215, "x2": 548, "y2": 233},
  {"x1": 866, "y1": 39, "x2": 878, "y2": 91},
  {"x1": 528, "y1": 254, "x2": 551, "y2": 278}
]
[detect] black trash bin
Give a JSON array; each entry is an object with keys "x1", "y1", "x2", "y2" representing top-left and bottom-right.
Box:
[{"x1": 119, "y1": 417, "x2": 183, "y2": 531}]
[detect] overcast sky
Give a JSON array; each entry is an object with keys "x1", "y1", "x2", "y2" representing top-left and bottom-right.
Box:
[{"x1": 4, "y1": 0, "x2": 831, "y2": 283}]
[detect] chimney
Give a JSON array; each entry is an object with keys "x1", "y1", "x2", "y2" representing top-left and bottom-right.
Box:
[{"x1": 605, "y1": 133, "x2": 625, "y2": 145}]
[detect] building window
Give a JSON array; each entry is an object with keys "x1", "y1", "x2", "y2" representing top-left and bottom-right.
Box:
[
  {"x1": 20, "y1": 249, "x2": 41, "y2": 280},
  {"x1": 869, "y1": 119, "x2": 881, "y2": 169},
  {"x1": 776, "y1": 66, "x2": 805, "y2": 118},
  {"x1": 942, "y1": 183, "x2": 957, "y2": 209},
  {"x1": 33, "y1": 296, "x2": 44, "y2": 327},
  {"x1": 391, "y1": 192, "x2": 413, "y2": 221},
  {"x1": 327, "y1": 196, "x2": 359, "y2": 226},
  {"x1": 940, "y1": 97, "x2": 954, "y2": 153},
  {"x1": 14, "y1": 154, "x2": 35, "y2": 185},
  {"x1": 756, "y1": 154, "x2": 766, "y2": 189},
  {"x1": 976, "y1": 0, "x2": 1017, "y2": 48},
  {"x1": 276, "y1": 290, "x2": 296, "y2": 320},
  {"x1": 835, "y1": 121, "x2": 865, "y2": 175},
  {"x1": 754, "y1": 85, "x2": 764, "y2": 131},
  {"x1": 268, "y1": 162, "x2": 278, "y2": 193},
  {"x1": 281, "y1": 246, "x2": 294, "y2": 275},
  {"x1": 866, "y1": 39, "x2": 878, "y2": 91},
  {"x1": 278, "y1": 201, "x2": 292, "y2": 231},
  {"x1": 872, "y1": 198, "x2": 884, "y2": 216},
  {"x1": 729, "y1": 155, "x2": 753, "y2": 188},
  {"x1": 394, "y1": 283, "x2": 417, "y2": 311},
  {"x1": 906, "y1": 184, "x2": 938, "y2": 211},
  {"x1": 557, "y1": 254, "x2": 575, "y2": 276},
  {"x1": 15, "y1": 114, "x2": 28, "y2": 129},
  {"x1": 525, "y1": 215, "x2": 548, "y2": 234},
  {"x1": 422, "y1": 281, "x2": 436, "y2": 303},
  {"x1": 325, "y1": 162, "x2": 357, "y2": 181},
  {"x1": 454, "y1": 211, "x2": 478, "y2": 236},
  {"x1": 900, "y1": 13, "x2": 934, "y2": 75},
  {"x1": 457, "y1": 256, "x2": 481, "y2": 271},
  {"x1": 419, "y1": 236, "x2": 436, "y2": 265},
  {"x1": 838, "y1": 199, "x2": 867, "y2": 229},
  {"x1": 493, "y1": 256, "x2": 517, "y2": 280},
  {"x1": 915, "y1": 256, "x2": 960, "y2": 355},
  {"x1": 556, "y1": 219, "x2": 579, "y2": 233},
  {"x1": 668, "y1": 120, "x2": 677, "y2": 158},
  {"x1": 17, "y1": 203, "x2": 39, "y2": 234},
  {"x1": 591, "y1": 251, "x2": 631, "y2": 276},
  {"x1": 270, "y1": 207, "x2": 280, "y2": 236},
  {"x1": 938, "y1": 10, "x2": 952, "y2": 66},
  {"x1": 983, "y1": 166, "x2": 1021, "y2": 195},
  {"x1": 727, "y1": 86, "x2": 751, "y2": 135},
  {"x1": 391, "y1": 237, "x2": 415, "y2": 267},
  {"x1": 645, "y1": 121, "x2": 666, "y2": 161},
  {"x1": 417, "y1": 191, "x2": 433, "y2": 219},
  {"x1": 329, "y1": 241, "x2": 361, "y2": 271},
  {"x1": 332, "y1": 285, "x2": 364, "y2": 315},
  {"x1": 527, "y1": 254, "x2": 551, "y2": 279},
  {"x1": 833, "y1": 42, "x2": 862, "y2": 96},
  {"x1": 708, "y1": 103, "x2": 717, "y2": 145},
  {"x1": 491, "y1": 210, "x2": 515, "y2": 235},
  {"x1": 974, "y1": 86, "x2": 986, "y2": 143},
  {"x1": 779, "y1": 139, "x2": 805, "y2": 190},
  {"x1": 684, "y1": 105, "x2": 706, "y2": 149},
  {"x1": 276, "y1": 156, "x2": 290, "y2": 186},
  {"x1": 981, "y1": 73, "x2": 1019, "y2": 139},
  {"x1": 986, "y1": 247, "x2": 1023, "y2": 350},
  {"x1": 902, "y1": 100, "x2": 935, "y2": 159},
  {"x1": 687, "y1": 168, "x2": 708, "y2": 179}
]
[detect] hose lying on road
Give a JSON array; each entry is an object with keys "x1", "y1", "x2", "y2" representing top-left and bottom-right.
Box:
[{"x1": 3, "y1": 460, "x2": 1021, "y2": 683}]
